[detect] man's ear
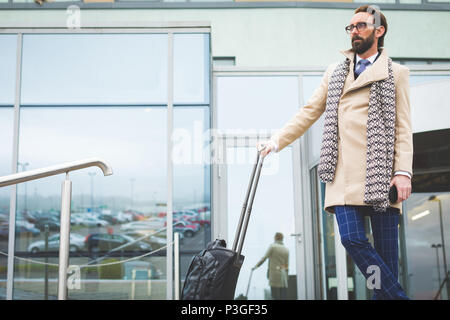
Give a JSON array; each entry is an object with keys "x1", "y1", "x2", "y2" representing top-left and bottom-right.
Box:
[{"x1": 375, "y1": 25, "x2": 385, "y2": 39}]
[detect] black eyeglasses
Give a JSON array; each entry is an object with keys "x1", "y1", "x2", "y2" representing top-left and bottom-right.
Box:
[{"x1": 345, "y1": 22, "x2": 376, "y2": 34}]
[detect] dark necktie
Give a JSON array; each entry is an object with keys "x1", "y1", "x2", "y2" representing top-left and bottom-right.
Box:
[{"x1": 355, "y1": 59, "x2": 371, "y2": 79}]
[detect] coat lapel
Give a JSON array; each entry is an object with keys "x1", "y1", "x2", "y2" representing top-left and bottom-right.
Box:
[{"x1": 340, "y1": 48, "x2": 389, "y2": 96}]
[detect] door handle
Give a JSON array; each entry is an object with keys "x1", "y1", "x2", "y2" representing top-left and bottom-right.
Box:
[{"x1": 290, "y1": 233, "x2": 302, "y2": 243}]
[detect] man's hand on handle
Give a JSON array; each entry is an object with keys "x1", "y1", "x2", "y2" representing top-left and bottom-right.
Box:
[{"x1": 257, "y1": 140, "x2": 277, "y2": 157}]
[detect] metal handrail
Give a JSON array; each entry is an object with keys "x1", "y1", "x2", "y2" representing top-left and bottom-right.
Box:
[
  {"x1": 87, "y1": 223, "x2": 177, "y2": 266},
  {"x1": 0, "y1": 157, "x2": 113, "y2": 300},
  {"x1": 0, "y1": 157, "x2": 113, "y2": 187}
]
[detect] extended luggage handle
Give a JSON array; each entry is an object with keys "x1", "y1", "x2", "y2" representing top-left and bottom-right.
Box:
[{"x1": 232, "y1": 146, "x2": 266, "y2": 259}]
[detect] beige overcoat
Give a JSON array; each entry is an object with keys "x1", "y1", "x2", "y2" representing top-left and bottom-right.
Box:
[
  {"x1": 254, "y1": 240, "x2": 289, "y2": 288},
  {"x1": 271, "y1": 48, "x2": 413, "y2": 213}
]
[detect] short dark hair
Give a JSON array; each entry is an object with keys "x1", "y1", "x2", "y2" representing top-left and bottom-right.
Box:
[
  {"x1": 354, "y1": 5, "x2": 388, "y2": 48},
  {"x1": 275, "y1": 232, "x2": 283, "y2": 241}
]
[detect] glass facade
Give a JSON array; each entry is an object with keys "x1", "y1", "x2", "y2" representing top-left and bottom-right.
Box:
[
  {"x1": 0, "y1": 34, "x2": 17, "y2": 298},
  {"x1": 321, "y1": 197, "x2": 337, "y2": 299},
  {"x1": 15, "y1": 106, "x2": 168, "y2": 299},
  {"x1": 0, "y1": 31, "x2": 211, "y2": 300},
  {"x1": 217, "y1": 76, "x2": 299, "y2": 131},
  {"x1": 0, "y1": 35, "x2": 17, "y2": 105},
  {"x1": 173, "y1": 106, "x2": 211, "y2": 281},
  {"x1": 174, "y1": 34, "x2": 210, "y2": 105},
  {"x1": 21, "y1": 34, "x2": 169, "y2": 105},
  {"x1": 401, "y1": 74, "x2": 450, "y2": 299},
  {"x1": 0, "y1": 108, "x2": 14, "y2": 297},
  {"x1": 310, "y1": 167, "x2": 337, "y2": 300}
]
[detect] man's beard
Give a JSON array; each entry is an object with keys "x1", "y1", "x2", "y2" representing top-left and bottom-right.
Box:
[{"x1": 351, "y1": 30, "x2": 376, "y2": 54}]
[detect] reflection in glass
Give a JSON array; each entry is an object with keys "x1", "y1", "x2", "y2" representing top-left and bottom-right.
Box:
[
  {"x1": 404, "y1": 193, "x2": 450, "y2": 299},
  {"x1": 217, "y1": 76, "x2": 299, "y2": 131},
  {"x1": 310, "y1": 166, "x2": 323, "y2": 299},
  {"x1": 322, "y1": 206, "x2": 337, "y2": 299},
  {"x1": 0, "y1": 35, "x2": 17, "y2": 105},
  {"x1": 173, "y1": 107, "x2": 211, "y2": 280},
  {"x1": 174, "y1": 33, "x2": 210, "y2": 104},
  {"x1": 227, "y1": 146, "x2": 296, "y2": 300},
  {"x1": 310, "y1": 166, "x2": 338, "y2": 300},
  {"x1": 13, "y1": 107, "x2": 167, "y2": 299},
  {"x1": 0, "y1": 108, "x2": 14, "y2": 298},
  {"x1": 410, "y1": 75, "x2": 450, "y2": 133},
  {"x1": 403, "y1": 129, "x2": 450, "y2": 299},
  {"x1": 21, "y1": 34, "x2": 168, "y2": 105}
]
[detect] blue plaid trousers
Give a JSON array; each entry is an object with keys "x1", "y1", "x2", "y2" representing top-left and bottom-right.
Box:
[{"x1": 334, "y1": 205, "x2": 409, "y2": 300}]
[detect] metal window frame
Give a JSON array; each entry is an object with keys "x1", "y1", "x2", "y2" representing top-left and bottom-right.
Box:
[
  {"x1": 1, "y1": 24, "x2": 211, "y2": 301},
  {"x1": 6, "y1": 32, "x2": 22, "y2": 301},
  {"x1": 1, "y1": 1, "x2": 450, "y2": 11}
]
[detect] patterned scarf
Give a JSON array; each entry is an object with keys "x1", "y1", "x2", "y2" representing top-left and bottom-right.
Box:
[{"x1": 318, "y1": 56, "x2": 396, "y2": 212}]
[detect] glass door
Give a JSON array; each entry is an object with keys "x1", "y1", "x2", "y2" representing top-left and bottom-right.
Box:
[{"x1": 214, "y1": 134, "x2": 302, "y2": 300}]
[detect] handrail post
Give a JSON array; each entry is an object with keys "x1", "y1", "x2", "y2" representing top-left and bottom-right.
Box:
[
  {"x1": 174, "y1": 232, "x2": 180, "y2": 300},
  {"x1": 0, "y1": 158, "x2": 112, "y2": 300},
  {"x1": 58, "y1": 172, "x2": 72, "y2": 300}
]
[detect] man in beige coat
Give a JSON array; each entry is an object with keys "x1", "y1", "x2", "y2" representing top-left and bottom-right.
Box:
[
  {"x1": 259, "y1": 5, "x2": 412, "y2": 299},
  {"x1": 253, "y1": 232, "x2": 289, "y2": 300}
]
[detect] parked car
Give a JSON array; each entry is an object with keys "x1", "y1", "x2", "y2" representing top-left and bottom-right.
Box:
[
  {"x1": 174, "y1": 210, "x2": 201, "y2": 225},
  {"x1": 173, "y1": 220, "x2": 199, "y2": 238},
  {"x1": 80, "y1": 216, "x2": 108, "y2": 228},
  {"x1": 28, "y1": 233, "x2": 85, "y2": 253},
  {"x1": 34, "y1": 219, "x2": 60, "y2": 232},
  {"x1": 1, "y1": 223, "x2": 40, "y2": 237},
  {"x1": 123, "y1": 231, "x2": 177, "y2": 250},
  {"x1": 120, "y1": 219, "x2": 165, "y2": 232},
  {"x1": 71, "y1": 214, "x2": 84, "y2": 225},
  {"x1": 112, "y1": 211, "x2": 133, "y2": 223},
  {"x1": 0, "y1": 213, "x2": 8, "y2": 224},
  {"x1": 95, "y1": 213, "x2": 118, "y2": 225},
  {"x1": 15, "y1": 225, "x2": 40, "y2": 237},
  {"x1": 0, "y1": 224, "x2": 9, "y2": 239},
  {"x1": 27, "y1": 211, "x2": 59, "y2": 223},
  {"x1": 123, "y1": 210, "x2": 145, "y2": 221},
  {"x1": 173, "y1": 218, "x2": 200, "y2": 231},
  {"x1": 198, "y1": 211, "x2": 211, "y2": 227},
  {"x1": 85, "y1": 233, "x2": 152, "y2": 253},
  {"x1": 16, "y1": 219, "x2": 36, "y2": 230}
]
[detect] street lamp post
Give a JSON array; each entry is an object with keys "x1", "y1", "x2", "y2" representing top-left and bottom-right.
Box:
[
  {"x1": 432, "y1": 243, "x2": 442, "y2": 299},
  {"x1": 429, "y1": 195, "x2": 449, "y2": 299}
]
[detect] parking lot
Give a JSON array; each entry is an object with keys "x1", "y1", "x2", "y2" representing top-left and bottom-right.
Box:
[{"x1": 1, "y1": 209, "x2": 210, "y2": 287}]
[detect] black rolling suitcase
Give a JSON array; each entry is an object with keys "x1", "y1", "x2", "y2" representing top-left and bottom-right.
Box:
[{"x1": 181, "y1": 148, "x2": 265, "y2": 300}]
